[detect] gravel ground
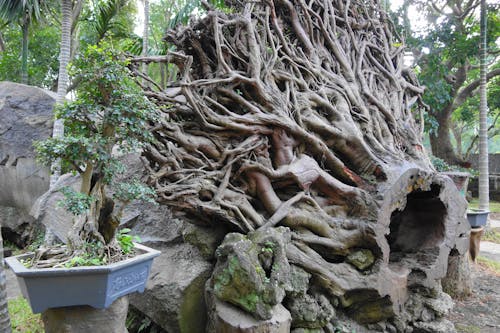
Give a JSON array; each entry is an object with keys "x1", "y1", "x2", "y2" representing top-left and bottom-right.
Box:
[{"x1": 448, "y1": 264, "x2": 500, "y2": 333}]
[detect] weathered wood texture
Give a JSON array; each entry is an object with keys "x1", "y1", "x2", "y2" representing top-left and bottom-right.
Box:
[{"x1": 134, "y1": 0, "x2": 468, "y2": 330}]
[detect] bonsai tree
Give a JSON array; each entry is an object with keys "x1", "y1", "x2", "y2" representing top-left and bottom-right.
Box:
[{"x1": 34, "y1": 42, "x2": 157, "y2": 267}]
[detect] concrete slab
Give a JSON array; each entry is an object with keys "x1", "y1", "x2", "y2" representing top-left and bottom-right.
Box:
[{"x1": 479, "y1": 241, "x2": 500, "y2": 263}]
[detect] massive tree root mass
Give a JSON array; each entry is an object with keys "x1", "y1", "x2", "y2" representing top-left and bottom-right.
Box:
[{"x1": 134, "y1": 0, "x2": 470, "y2": 331}]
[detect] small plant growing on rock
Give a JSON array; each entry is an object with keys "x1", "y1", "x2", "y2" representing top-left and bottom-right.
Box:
[{"x1": 33, "y1": 43, "x2": 157, "y2": 267}]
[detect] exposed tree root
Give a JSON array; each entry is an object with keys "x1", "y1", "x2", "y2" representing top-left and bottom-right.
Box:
[{"x1": 131, "y1": 0, "x2": 467, "y2": 329}]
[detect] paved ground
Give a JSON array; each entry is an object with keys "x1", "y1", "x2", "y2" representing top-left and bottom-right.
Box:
[
  {"x1": 449, "y1": 264, "x2": 500, "y2": 333},
  {"x1": 480, "y1": 241, "x2": 500, "y2": 262},
  {"x1": 448, "y1": 217, "x2": 500, "y2": 333},
  {"x1": 480, "y1": 217, "x2": 500, "y2": 262}
]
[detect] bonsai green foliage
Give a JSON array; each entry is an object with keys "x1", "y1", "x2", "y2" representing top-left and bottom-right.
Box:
[
  {"x1": 116, "y1": 228, "x2": 141, "y2": 254},
  {"x1": 114, "y1": 179, "x2": 156, "y2": 205},
  {"x1": 58, "y1": 186, "x2": 94, "y2": 216},
  {"x1": 34, "y1": 42, "x2": 157, "y2": 249}
]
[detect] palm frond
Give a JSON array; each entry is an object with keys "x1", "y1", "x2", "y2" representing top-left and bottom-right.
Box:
[
  {"x1": 0, "y1": 0, "x2": 45, "y2": 23},
  {"x1": 92, "y1": 0, "x2": 129, "y2": 42},
  {"x1": 167, "y1": 0, "x2": 201, "y2": 30}
]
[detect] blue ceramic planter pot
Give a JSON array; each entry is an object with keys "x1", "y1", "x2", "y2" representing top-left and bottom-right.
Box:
[
  {"x1": 466, "y1": 209, "x2": 489, "y2": 228},
  {"x1": 5, "y1": 243, "x2": 160, "y2": 313}
]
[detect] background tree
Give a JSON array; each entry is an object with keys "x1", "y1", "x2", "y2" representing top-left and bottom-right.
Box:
[
  {"x1": 0, "y1": 0, "x2": 46, "y2": 84},
  {"x1": 0, "y1": 22, "x2": 59, "y2": 87},
  {"x1": 479, "y1": 0, "x2": 489, "y2": 210},
  {"x1": 452, "y1": 70, "x2": 500, "y2": 159},
  {"x1": 63, "y1": 0, "x2": 137, "y2": 92},
  {"x1": 45, "y1": 0, "x2": 76, "y2": 245},
  {"x1": 79, "y1": 0, "x2": 135, "y2": 46},
  {"x1": 397, "y1": 0, "x2": 500, "y2": 166},
  {"x1": 141, "y1": 0, "x2": 149, "y2": 80}
]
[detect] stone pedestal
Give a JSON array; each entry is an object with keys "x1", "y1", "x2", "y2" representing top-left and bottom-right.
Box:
[
  {"x1": 213, "y1": 300, "x2": 291, "y2": 333},
  {"x1": 442, "y1": 249, "x2": 473, "y2": 298},
  {"x1": 469, "y1": 227, "x2": 484, "y2": 262},
  {"x1": 42, "y1": 296, "x2": 128, "y2": 333}
]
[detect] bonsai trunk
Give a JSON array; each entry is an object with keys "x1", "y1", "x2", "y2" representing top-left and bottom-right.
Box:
[
  {"x1": 135, "y1": 0, "x2": 470, "y2": 329},
  {"x1": 67, "y1": 125, "x2": 121, "y2": 249}
]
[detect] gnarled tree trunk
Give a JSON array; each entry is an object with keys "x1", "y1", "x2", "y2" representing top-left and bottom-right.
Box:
[{"x1": 134, "y1": 0, "x2": 469, "y2": 330}]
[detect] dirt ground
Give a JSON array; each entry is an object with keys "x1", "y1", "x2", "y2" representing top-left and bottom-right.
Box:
[{"x1": 448, "y1": 264, "x2": 500, "y2": 333}]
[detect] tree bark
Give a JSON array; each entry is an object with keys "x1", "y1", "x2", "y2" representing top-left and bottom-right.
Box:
[
  {"x1": 46, "y1": 0, "x2": 73, "y2": 245},
  {"x1": 429, "y1": 114, "x2": 467, "y2": 166},
  {"x1": 21, "y1": 16, "x2": 29, "y2": 84},
  {"x1": 478, "y1": 0, "x2": 489, "y2": 211},
  {"x1": 141, "y1": 0, "x2": 149, "y2": 83},
  {"x1": 134, "y1": 0, "x2": 469, "y2": 329},
  {"x1": 0, "y1": 32, "x2": 5, "y2": 52}
]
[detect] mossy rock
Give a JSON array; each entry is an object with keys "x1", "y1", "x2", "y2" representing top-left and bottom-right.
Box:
[
  {"x1": 346, "y1": 249, "x2": 375, "y2": 270},
  {"x1": 211, "y1": 227, "x2": 292, "y2": 320}
]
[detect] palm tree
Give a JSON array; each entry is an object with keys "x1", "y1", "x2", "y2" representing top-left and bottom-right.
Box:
[
  {"x1": 0, "y1": 227, "x2": 11, "y2": 333},
  {"x1": 142, "y1": 0, "x2": 149, "y2": 80},
  {"x1": 478, "y1": 0, "x2": 489, "y2": 212},
  {"x1": 45, "y1": 0, "x2": 73, "y2": 245},
  {"x1": 0, "y1": 0, "x2": 44, "y2": 84},
  {"x1": 52, "y1": 0, "x2": 72, "y2": 159}
]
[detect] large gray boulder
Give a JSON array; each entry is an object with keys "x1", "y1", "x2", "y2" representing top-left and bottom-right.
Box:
[
  {"x1": 0, "y1": 81, "x2": 53, "y2": 212},
  {"x1": 30, "y1": 174, "x2": 81, "y2": 242},
  {"x1": 0, "y1": 82, "x2": 53, "y2": 245},
  {"x1": 129, "y1": 242, "x2": 213, "y2": 333},
  {"x1": 211, "y1": 301, "x2": 291, "y2": 333},
  {"x1": 0, "y1": 206, "x2": 35, "y2": 247}
]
